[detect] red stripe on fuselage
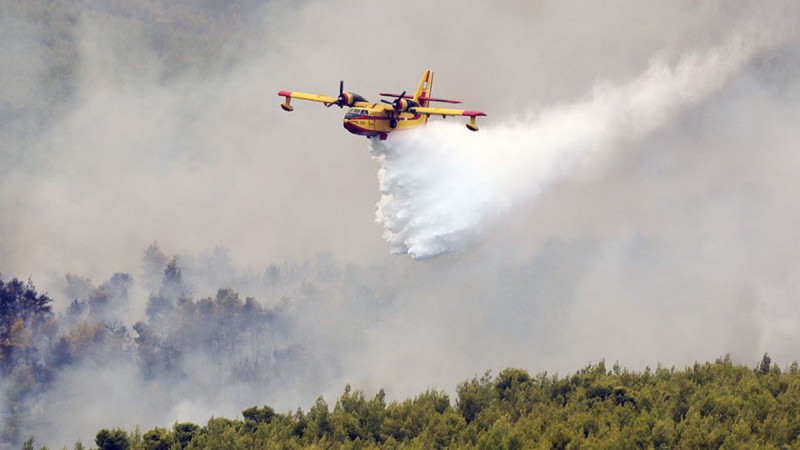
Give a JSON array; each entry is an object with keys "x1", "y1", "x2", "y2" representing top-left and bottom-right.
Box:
[{"x1": 343, "y1": 121, "x2": 381, "y2": 136}]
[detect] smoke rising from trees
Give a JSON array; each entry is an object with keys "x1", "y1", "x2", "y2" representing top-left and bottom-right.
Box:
[{"x1": 1, "y1": 245, "x2": 399, "y2": 446}]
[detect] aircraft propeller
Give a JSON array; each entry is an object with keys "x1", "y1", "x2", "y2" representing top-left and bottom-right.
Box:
[
  {"x1": 381, "y1": 90, "x2": 420, "y2": 113},
  {"x1": 381, "y1": 90, "x2": 407, "y2": 111},
  {"x1": 326, "y1": 80, "x2": 344, "y2": 108}
]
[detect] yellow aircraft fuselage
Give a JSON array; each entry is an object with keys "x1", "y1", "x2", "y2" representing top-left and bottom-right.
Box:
[{"x1": 342, "y1": 104, "x2": 428, "y2": 140}]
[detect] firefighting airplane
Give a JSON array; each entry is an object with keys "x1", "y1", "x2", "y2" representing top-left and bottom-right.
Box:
[{"x1": 278, "y1": 70, "x2": 486, "y2": 140}]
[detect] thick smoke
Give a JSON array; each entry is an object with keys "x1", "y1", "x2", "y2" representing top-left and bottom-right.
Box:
[
  {"x1": 372, "y1": 31, "x2": 777, "y2": 259},
  {"x1": 2, "y1": 246, "x2": 397, "y2": 447}
]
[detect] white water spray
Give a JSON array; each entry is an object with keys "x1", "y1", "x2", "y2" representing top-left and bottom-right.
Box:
[{"x1": 371, "y1": 34, "x2": 768, "y2": 259}]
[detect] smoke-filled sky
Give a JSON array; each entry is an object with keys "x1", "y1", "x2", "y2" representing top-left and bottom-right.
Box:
[{"x1": 3, "y1": 0, "x2": 800, "y2": 446}]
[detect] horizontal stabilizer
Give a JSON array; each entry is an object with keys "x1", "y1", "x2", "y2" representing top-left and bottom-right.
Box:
[
  {"x1": 421, "y1": 96, "x2": 462, "y2": 104},
  {"x1": 379, "y1": 92, "x2": 462, "y2": 104},
  {"x1": 379, "y1": 92, "x2": 412, "y2": 99}
]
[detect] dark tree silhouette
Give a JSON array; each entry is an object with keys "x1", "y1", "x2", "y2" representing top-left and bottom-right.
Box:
[
  {"x1": 0, "y1": 277, "x2": 52, "y2": 373},
  {"x1": 95, "y1": 428, "x2": 130, "y2": 450}
]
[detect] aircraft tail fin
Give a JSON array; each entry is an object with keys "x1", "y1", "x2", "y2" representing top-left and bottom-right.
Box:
[{"x1": 413, "y1": 70, "x2": 434, "y2": 107}]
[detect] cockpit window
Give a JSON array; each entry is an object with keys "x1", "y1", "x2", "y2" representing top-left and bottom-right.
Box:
[{"x1": 345, "y1": 108, "x2": 369, "y2": 119}]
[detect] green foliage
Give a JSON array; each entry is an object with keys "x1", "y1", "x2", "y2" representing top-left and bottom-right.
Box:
[
  {"x1": 242, "y1": 405, "x2": 275, "y2": 433},
  {"x1": 758, "y1": 352, "x2": 773, "y2": 375},
  {"x1": 304, "y1": 396, "x2": 332, "y2": 442},
  {"x1": 456, "y1": 371, "x2": 496, "y2": 424},
  {"x1": 495, "y1": 368, "x2": 531, "y2": 402},
  {"x1": 172, "y1": 422, "x2": 199, "y2": 449},
  {"x1": 142, "y1": 427, "x2": 172, "y2": 450},
  {"x1": 96, "y1": 428, "x2": 131, "y2": 450},
  {"x1": 72, "y1": 357, "x2": 800, "y2": 449}
]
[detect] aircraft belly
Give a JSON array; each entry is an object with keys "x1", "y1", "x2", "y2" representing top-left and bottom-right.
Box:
[
  {"x1": 344, "y1": 119, "x2": 384, "y2": 136},
  {"x1": 343, "y1": 113, "x2": 428, "y2": 136}
]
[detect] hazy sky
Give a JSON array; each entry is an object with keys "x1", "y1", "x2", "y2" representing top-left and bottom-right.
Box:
[{"x1": 3, "y1": 0, "x2": 800, "y2": 446}]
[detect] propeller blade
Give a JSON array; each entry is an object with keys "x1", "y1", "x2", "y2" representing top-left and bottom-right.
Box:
[
  {"x1": 380, "y1": 99, "x2": 393, "y2": 105},
  {"x1": 334, "y1": 81, "x2": 347, "y2": 107},
  {"x1": 394, "y1": 91, "x2": 407, "y2": 109}
]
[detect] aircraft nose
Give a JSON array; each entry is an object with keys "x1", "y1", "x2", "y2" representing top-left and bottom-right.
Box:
[{"x1": 343, "y1": 118, "x2": 358, "y2": 134}]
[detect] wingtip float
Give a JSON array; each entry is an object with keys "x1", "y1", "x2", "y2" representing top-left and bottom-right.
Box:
[{"x1": 278, "y1": 70, "x2": 486, "y2": 140}]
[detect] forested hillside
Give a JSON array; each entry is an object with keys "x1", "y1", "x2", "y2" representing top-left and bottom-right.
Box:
[
  {"x1": 47, "y1": 356, "x2": 800, "y2": 449},
  {"x1": 0, "y1": 243, "x2": 395, "y2": 447},
  {"x1": 7, "y1": 259, "x2": 800, "y2": 449}
]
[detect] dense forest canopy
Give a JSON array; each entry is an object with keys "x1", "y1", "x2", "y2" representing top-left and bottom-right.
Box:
[
  {"x1": 21, "y1": 356, "x2": 800, "y2": 449},
  {"x1": 3, "y1": 269, "x2": 799, "y2": 448}
]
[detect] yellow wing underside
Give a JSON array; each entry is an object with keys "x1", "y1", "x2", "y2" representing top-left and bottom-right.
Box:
[
  {"x1": 287, "y1": 92, "x2": 337, "y2": 104},
  {"x1": 281, "y1": 91, "x2": 369, "y2": 108},
  {"x1": 410, "y1": 107, "x2": 470, "y2": 117},
  {"x1": 410, "y1": 107, "x2": 486, "y2": 131}
]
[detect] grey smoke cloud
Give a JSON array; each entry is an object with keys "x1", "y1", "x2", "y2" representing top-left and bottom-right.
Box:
[{"x1": 2, "y1": 0, "x2": 800, "y2": 447}]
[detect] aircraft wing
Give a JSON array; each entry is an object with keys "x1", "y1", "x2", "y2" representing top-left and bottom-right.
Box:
[
  {"x1": 410, "y1": 107, "x2": 486, "y2": 117},
  {"x1": 410, "y1": 107, "x2": 487, "y2": 131},
  {"x1": 278, "y1": 91, "x2": 338, "y2": 106},
  {"x1": 278, "y1": 90, "x2": 370, "y2": 111}
]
